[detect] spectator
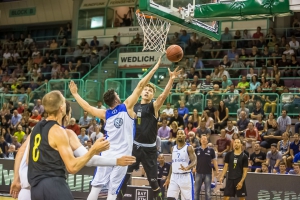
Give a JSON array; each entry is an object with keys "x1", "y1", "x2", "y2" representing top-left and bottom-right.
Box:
[
  {"x1": 187, "y1": 67, "x2": 200, "y2": 79},
  {"x1": 78, "y1": 111, "x2": 92, "y2": 129},
  {"x1": 158, "y1": 119, "x2": 170, "y2": 140},
  {"x1": 6, "y1": 144, "x2": 16, "y2": 159},
  {"x1": 28, "y1": 109, "x2": 42, "y2": 128},
  {"x1": 277, "y1": 132, "x2": 290, "y2": 166},
  {"x1": 78, "y1": 128, "x2": 89, "y2": 146},
  {"x1": 178, "y1": 101, "x2": 189, "y2": 124},
  {"x1": 255, "y1": 162, "x2": 269, "y2": 173},
  {"x1": 13, "y1": 125, "x2": 25, "y2": 143},
  {"x1": 186, "y1": 131, "x2": 200, "y2": 148},
  {"x1": 216, "y1": 129, "x2": 231, "y2": 158},
  {"x1": 99, "y1": 44, "x2": 109, "y2": 60},
  {"x1": 85, "y1": 139, "x2": 93, "y2": 151},
  {"x1": 179, "y1": 30, "x2": 190, "y2": 49},
  {"x1": 66, "y1": 118, "x2": 81, "y2": 135},
  {"x1": 277, "y1": 109, "x2": 291, "y2": 134},
  {"x1": 229, "y1": 55, "x2": 244, "y2": 78},
  {"x1": 188, "y1": 75, "x2": 201, "y2": 88},
  {"x1": 255, "y1": 114, "x2": 265, "y2": 135},
  {"x1": 87, "y1": 119, "x2": 98, "y2": 135},
  {"x1": 288, "y1": 163, "x2": 300, "y2": 175},
  {"x1": 250, "y1": 75, "x2": 260, "y2": 92},
  {"x1": 115, "y1": 9, "x2": 132, "y2": 26},
  {"x1": 208, "y1": 84, "x2": 222, "y2": 108},
  {"x1": 10, "y1": 110, "x2": 22, "y2": 133},
  {"x1": 283, "y1": 43, "x2": 295, "y2": 60},
  {"x1": 184, "y1": 84, "x2": 201, "y2": 110},
  {"x1": 89, "y1": 125, "x2": 103, "y2": 144},
  {"x1": 277, "y1": 162, "x2": 288, "y2": 174},
  {"x1": 266, "y1": 143, "x2": 282, "y2": 173},
  {"x1": 200, "y1": 75, "x2": 214, "y2": 92},
  {"x1": 221, "y1": 75, "x2": 232, "y2": 91},
  {"x1": 210, "y1": 41, "x2": 223, "y2": 59},
  {"x1": 260, "y1": 113, "x2": 281, "y2": 151},
  {"x1": 11, "y1": 136, "x2": 21, "y2": 150},
  {"x1": 162, "y1": 102, "x2": 174, "y2": 118},
  {"x1": 227, "y1": 46, "x2": 237, "y2": 60},
  {"x1": 249, "y1": 143, "x2": 266, "y2": 172},
  {"x1": 24, "y1": 34, "x2": 33, "y2": 47},
  {"x1": 169, "y1": 121, "x2": 179, "y2": 144},
  {"x1": 237, "y1": 101, "x2": 249, "y2": 121},
  {"x1": 175, "y1": 77, "x2": 188, "y2": 93},
  {"x1": 17, "y1": 102, "x2": 24, "y2": 114},
  {"x1": 236, "y1": 76, "x2": 249, "y2": 89},
  {"x1": 237, "y1": 111, "x2": 250, "y2": 136},
  {"x1": 252, "y1": 26, "x2": 264, "y2": 41},
  {"x1": 250, "y1": 101, "x2": 265, "y2": 122},
  {"x1": 90, "y1": 36, "x2": 100, "y2": 47},
  {"x1": 272, "y1": 74, "x2": 284, "y2": 88},
  {"x1": 196, "y1": 120, "x2": 211, "y2": 138},
  {"x1": 244, "y1": 122, "x2": 259, "y2": 149},
  {"x1": 200, "y1": 110, "x2": 214, "y2": 133},
  {"x1": 96, "y1": 100, "x2": 106, "y2": 109},
  {"x1": 157, "y1": 154, "x2": 170, "y2": 199},
  {"x1": 0, "y1": 136, "x2": 8, "y2": 155},
  {"x1": 224, "y1": 120, "x2": 238, "y2": 140},
  {"x1": 168, "y1": 108, "x2": 184, "y2": 128},
  {"x1": 293, "y1": 151, "x2": 300, "y2": 164},
  {"x1": 73, "y1": 45, "x2": 82, "y2": 62},
  {"x1": 217, "y1": 65, "x2": 230, "y2": 80},
  {"x1": 33, "y1": 99, "x2": 45, "y2": 115},
  {"x1": 131, "y1": 33, "x2": 143, "y2": 45},
  {"x1": 221, "y1": 27, "x2": 232, "y2": 49},
  {"x1": 193, "y1": 56, "x2": 204, "y2": 74},
  {"x1": 184, "y1": 121, "x2": 197, "y2": 137},
  {"x1": 287, "y1": 133, "x2": 300, "y2": 167},
  {"x1": 110, "y1": 35, "x2": 121, "y2": 51},
  {"x1": 289, "y1": 35, "x2": 299, "y2": 52},
  {"x1": 215, "y1": 100, "x2": 229, "y2": 131},
  {"x1": 2, "y1": 127, "x2": 12, "y2": 144}
]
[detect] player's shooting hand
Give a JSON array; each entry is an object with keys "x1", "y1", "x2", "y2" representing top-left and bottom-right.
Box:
[
  {"x1": 10, "y1": 180, "x2": 21, "y2": 199},
  {"x1": 116, "y1": 156, "x2": 136, "y2": 166},
  {"x1": 69, "y1": 80, "x2": 78, "y2": 95},
  {"x1": 163, "y1": 178, "x2": 170, "y2": 189},
  {"x1": 93, "y1": 137, "x2": 110, "y2": 153},
  {"x1": 179, "y1": 164, "x2": 189, "y2": 171},
  {"x1": 168, "y1": 66, "x2": 182, "y2": 80},
  {"x1": 155, "y1": 56, "x2": 162, "y2": 67},
  {"x1": 236, "y1": 181, "x2": 243, "y2": 190}
]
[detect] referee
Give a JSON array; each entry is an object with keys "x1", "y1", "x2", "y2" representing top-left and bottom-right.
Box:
[
  {"x1": 194, "y1": 134, "x2": 219, "y2": 200},
  {"x1": 220, "y1": 138, "x2": 248, "y2": 200},
  {"x1": 117, "y1": 67, "x2": 181, "y2": 200}
]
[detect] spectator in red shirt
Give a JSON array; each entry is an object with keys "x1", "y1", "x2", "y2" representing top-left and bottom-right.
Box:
[
  {"x1": 66, "y1": 117, "x2": 80, "y2": 135},
  {"x1": 17, "y1": 102, "x2": 24, "y2": 114},
  {"x1": 253, "y1": 26, "x2": 264, "y2": 44},
  {"x1": 28, "y1": 109, "x2": 42, "y2": 128},
  {"x1": 216, "y1": 129, "x2": 231, "y2": 158},
  {"x1": 244, "y1": 122, "x2": 259, "y2": 149}
]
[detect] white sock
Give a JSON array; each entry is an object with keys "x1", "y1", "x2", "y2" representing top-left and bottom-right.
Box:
[
  {"x1": 106, "y1": 194, "x2": 117, "y2": 200},
  {"x1": 87, "y1": 186, "x2": 102, "y2": 200}
]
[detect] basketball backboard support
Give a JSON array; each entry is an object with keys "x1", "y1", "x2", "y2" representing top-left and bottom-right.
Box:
[
  {"x1": 138, "y1": 0, "x2": 222, "y2": 41},
  {"x1": 193, "y1": 0, "x2": 292, "y2": 21}
]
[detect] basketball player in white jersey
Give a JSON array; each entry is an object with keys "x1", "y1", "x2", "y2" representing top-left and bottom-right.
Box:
[
  {"x1": 68, "y1": 56, "x2": 163, "y2": 200},
  {"x1": 164, "y1": 130, "x2": 197, "y2": 200},
  {"x1": 10, "y1": 101, "x2": 136, "y2": 200}
]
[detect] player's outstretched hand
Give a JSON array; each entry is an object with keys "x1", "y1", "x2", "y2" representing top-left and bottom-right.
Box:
[
  {"x1": 116, "y1": 156, "x2": 136, "y2": 166},
  {"x1": 154, "y1": 56, "x2": 162, "y2": 68},
  {"x1": 168, "y1": 66, "x2": 182, "y2": 80},
  {"x1": 69, "y1": 80, "x2": 78, "y2": 95},
  {"x1": 163, "y1": 178, "x2": 170, "y2": 189},
  {"x1": 179, "y1": 164, "x2": 189, "y2": 171},
  {"x1": 93, "y1": 138, "x2": 110, "y2": 153},
  {"x1": 10, "y1": 180, "x2": 21, "y2": 199}
]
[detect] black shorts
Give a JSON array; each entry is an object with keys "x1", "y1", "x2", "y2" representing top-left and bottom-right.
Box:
[
  {"x1": 224, "y1": 177, "x2": 247, "y2": 198},
  {"x1": 31, "y1": 177, "x2": 73, "y2": 200},
  {"x1": 127, "y1": 144, "x2": 158, "y2": 179}
]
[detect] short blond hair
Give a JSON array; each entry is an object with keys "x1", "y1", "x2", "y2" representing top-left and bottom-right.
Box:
[
  {"x1": 42, "y1": 90, "x2": 64, "y2": 115},
  {"x1": 145, "y1": 83, "x2": 156, "y2": 93}
]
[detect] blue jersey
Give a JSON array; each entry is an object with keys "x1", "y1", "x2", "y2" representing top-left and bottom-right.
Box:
[{"x1": 102, "y1": 104, "x2": 135, "y2": 157}]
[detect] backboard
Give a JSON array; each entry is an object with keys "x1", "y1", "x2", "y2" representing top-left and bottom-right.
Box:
[{"x1": 138, "y1": 0, "x2": 222, "y2": 41}]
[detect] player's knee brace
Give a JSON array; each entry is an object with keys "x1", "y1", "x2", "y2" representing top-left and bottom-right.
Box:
[{"x1": 148, "y1": 177, "x2": 160, "y2": 190}]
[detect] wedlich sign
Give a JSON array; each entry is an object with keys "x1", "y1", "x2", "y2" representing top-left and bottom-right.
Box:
[{"x1": 9, "y1": 7, "x2": 36, "y2": 17}]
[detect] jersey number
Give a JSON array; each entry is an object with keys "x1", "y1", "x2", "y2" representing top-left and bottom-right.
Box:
[
  {"x1": 32, "y1": 134, "x2": 41, "y2": 162},
  {"x1": 177, "y1": 153, "x2": 180, "y2": 158}
]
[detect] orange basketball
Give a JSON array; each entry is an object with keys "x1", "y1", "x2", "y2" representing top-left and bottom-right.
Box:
[{"x1": 166, "y1": 45, "x2": 184, "y2": 63}]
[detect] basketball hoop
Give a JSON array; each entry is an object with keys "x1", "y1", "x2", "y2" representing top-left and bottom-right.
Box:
[{"x1": 136, "y1": 9, "x2": 171, "y2": 53}]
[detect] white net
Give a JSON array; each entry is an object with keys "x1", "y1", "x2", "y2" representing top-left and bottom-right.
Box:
[{"x1": 136, "y1": 11, "x2": 171, "y2": 53}]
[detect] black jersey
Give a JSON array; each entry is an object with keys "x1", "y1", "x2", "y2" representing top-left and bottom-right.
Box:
[
  {"x1": 224, "y1": 151, "x2": 248, "y2": 180},
  {"x1": 28, "y1": 120, "x2": 66, "y2": 187},
  {"x1": 134, "y1": 102, "x2": 158, "y2": 144}
]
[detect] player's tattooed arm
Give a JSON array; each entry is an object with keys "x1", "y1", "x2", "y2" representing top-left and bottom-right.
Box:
[
  {"x1": 163, "y1": 147, "x2": 173, "y2": 189},
  {"x1": 184, "y1": 145, "x2": 197, "y2": 171}
]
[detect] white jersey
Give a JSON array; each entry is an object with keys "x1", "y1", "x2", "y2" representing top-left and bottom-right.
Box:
[
  {"x1": 102, "y1": 103, "x2": 135, "y2": 157},
  {"x1": 19, "y1": 143, "x2": 30, "y2": 189},
  {"x1": 172, "y1": 144, "x2": 191, "y2": 174}
]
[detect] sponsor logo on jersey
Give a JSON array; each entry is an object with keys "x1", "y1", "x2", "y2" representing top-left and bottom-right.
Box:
[{"x1": 114, "y1": 118, "x2": 123, "y2": 128}]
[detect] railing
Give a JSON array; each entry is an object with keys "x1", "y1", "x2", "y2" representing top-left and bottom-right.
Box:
[
  {"x1": 280, "y1": 93, "x2": 300, "y2": 116},
  {"x1": 170, "y1": 93, "x2": 204, "y2": 113},
  {"x1": 84, "y1": 80, "x2": 102, "y2": 103},
  {"x1": 204, "y1": 93, "x2": 241, "y2": 115},
  {"x1": 47, "y1": 79, "x2": 84, "y2": 99},
  {"x1": 1, "y1": 94, "x2": 29, "y2": 107},
  {"x1": 30, "y1": 83, "x2": 47, "y2": 104}
]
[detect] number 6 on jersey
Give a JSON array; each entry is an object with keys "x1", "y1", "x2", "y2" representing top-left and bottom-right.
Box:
[{"x1": 32, "y1": 134, "x2": 41, "y2": 162}]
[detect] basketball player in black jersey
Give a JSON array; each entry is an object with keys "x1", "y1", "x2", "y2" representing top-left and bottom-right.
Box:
[
  {"x1": 117, "y1": 67, "x2": 181, "y2": 200},
  {"x1": 27, "y1": 91, "x2": 110, "y2": 200}
]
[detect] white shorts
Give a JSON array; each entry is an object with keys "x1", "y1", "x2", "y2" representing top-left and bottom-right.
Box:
[
  {"x1": 19, "y1": 188, "x2": 31, "y2": 200},
  {"x1": 91, "y1": 165, "x2": 127, "y2": 195},
  {"x1": 167, "y1": 172, "x2": 194, "y2": 200}
]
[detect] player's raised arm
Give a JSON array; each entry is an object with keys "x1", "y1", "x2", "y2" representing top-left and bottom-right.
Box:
[
  {"x1": 124, "y1": 56, "x2": 162, "y2": 110},
  {"x1": 153, "y1": 66, "x2": 181, "y2": 111},
  {"x1": 49, "y1": 126, "x2": 110, "y2": 174},
  {"x1": 69, "y1": 81, "x2": 106, "y2": 119}
]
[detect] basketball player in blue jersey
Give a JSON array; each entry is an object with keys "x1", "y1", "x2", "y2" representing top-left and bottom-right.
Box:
[
  {"x1": 26, "y1": 91, "x2": 110, "y2": 200},
  {"x1": 117, "y1": 66, "x2": 181, "y2": 200},
  {"x1": 10, "y1": 101, "x2": 136, "y2": 200},
  {"x1": 163, "y1": 130, "x2": 197, "y2": 200},
  {"x1": 68, "y1": 56, "x2": 164, "y2": 200}
]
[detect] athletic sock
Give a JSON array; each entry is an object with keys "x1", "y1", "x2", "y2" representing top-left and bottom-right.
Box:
[
  {"x1": 107, "y1": 194, "x2": 117, "y2": 200},
  {"x1": 87, "y1": 186, "x2": 102, "y2": 200}
]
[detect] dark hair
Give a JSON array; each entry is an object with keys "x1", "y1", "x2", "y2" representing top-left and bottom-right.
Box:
[
  {"x1": 271, "y1": 143, "x2": 277, "y2": 147},
  {"x1": 282, "y1": 109, "x2": 288, "y2": 114},
  {"x1": 103, "y1": 89, "x2": 116, "y2": 107}
]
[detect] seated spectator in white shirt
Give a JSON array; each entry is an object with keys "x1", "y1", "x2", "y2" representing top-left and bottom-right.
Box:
[
  {"x1": 90, "y1": 125, "x2": 103, "y2": 144},
  {"x1": 3, "y1": 49, "x2": 11, "y2": 60},
  {"x1": 225, "y1": 120, "x2": 238, "y2": 140},
  {"x1": 289, "y1": 35, "x2": 299, "y2": 51},
  {"x1": 162, "y1": 102, "x2": 174, "y2": 118},
  {"x1": 175, "y1": 77, "x2": 188, "y2": 93}
]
